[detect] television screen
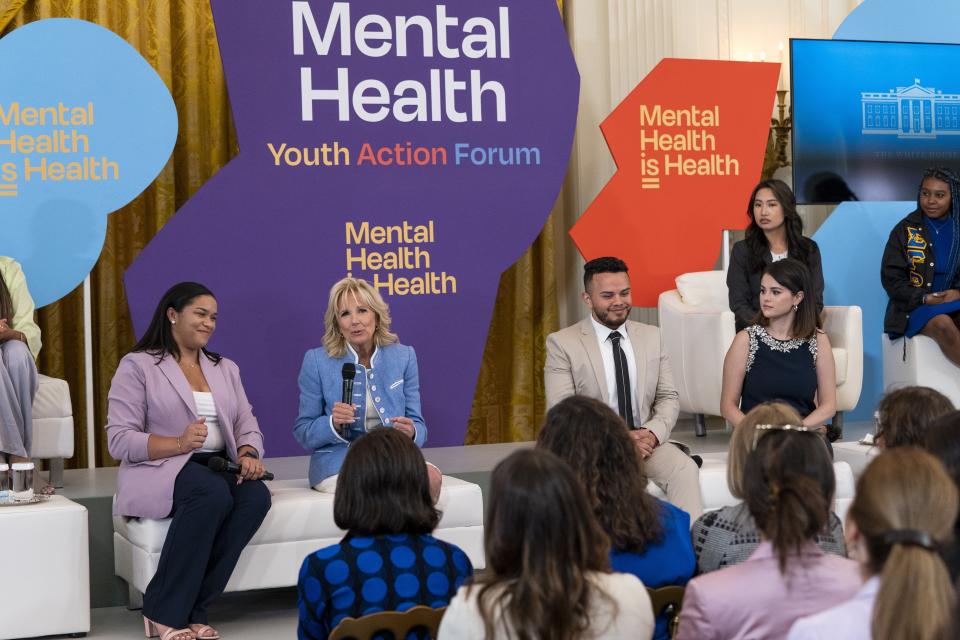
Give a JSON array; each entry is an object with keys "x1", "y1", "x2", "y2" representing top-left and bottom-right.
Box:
[{"x1": 792, "y1": 38, "x2": 960, "y2": 204}]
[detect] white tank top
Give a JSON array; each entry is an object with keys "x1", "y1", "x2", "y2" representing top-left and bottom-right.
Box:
[{"x1": 193, "y1": 391, "x2": 226, "y2": 452}]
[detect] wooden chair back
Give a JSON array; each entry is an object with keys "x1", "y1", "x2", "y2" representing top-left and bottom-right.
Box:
[
  {"x1": 328, "y1": 605, "x2": 447, "y2": 640},
  {"x1": 647, "y1": 585, "x2": 685, "y2": 639}
]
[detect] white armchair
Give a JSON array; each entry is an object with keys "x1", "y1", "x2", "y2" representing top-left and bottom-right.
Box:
[
  {"x1": 658, "y1": 271, "x2": 735, "y2": 435},
  {"x1": 658, "y1": 272, "x2": 864, "y2": 436},
  {"x1": 822, "y1": 306, "x2": 864, "y2": 434},
  {"x1": 883, "y1": 334, "x2": 960, "y2": 406}
]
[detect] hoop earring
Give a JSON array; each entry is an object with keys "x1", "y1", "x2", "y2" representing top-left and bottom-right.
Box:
[{"x1": 792, "y1": 304, "x2": 799, "y2": 312}]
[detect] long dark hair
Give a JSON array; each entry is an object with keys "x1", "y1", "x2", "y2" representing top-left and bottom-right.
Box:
[
  {"x1": 753, "y1": 258, "x2": 819, "y2": 339},
  {"x1": 130, "y1": 282, "x2": 221, "y2": 364},
  {"x1": 537, "y1": 396, "x2": 663, "y2": 552},
  {"x1": 744, "y1": 428, "x2": 834, "y2": 574},
  {"x1": 333, "y1": 428, "x2": 439, "y2": 535},
  {"x1": 744, "y1": 179, "x2": 813, "y2": 272},
  {"x1": 473, "y1": 449, "x2": 613, "y2": 640},
  {"x1": 0, "y1": 271, "x2": 12, "y2": 325}
]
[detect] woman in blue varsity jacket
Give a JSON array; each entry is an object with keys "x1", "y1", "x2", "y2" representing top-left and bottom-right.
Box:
[
  {"x1": 881, "y1": 167, "x2": 960, "y2": 367},
  {"x1": 294, "y1": 277, "x2": 440, "y2": 499}
]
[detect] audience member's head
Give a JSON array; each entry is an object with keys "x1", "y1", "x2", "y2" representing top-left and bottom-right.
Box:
[
  {"x1": 476, "y1": 448, "x2": 611, "y2": 640},
  {"x1": 924, "y1": 410, "x2": 960, "y2": 489},
  {"x1": 727, "y1": 402, "x2": 804, "y2": 500},
  {"x1": 847, "y1": 448, "x2": 958, "y2": 640},
  {"x1": 537, "y1": 395, "x2": 663, "y2": 552},
  {"x1": 876, "y1": 386, "x2": 954, "y2": 449},
  {"x1": 744, "y1": 427, "x2": 834, "y2": 573},
  {"x1": 333, "y1": 428, "x2": 439, "y2": 536}
]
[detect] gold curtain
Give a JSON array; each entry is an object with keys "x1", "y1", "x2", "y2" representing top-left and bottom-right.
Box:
[
  {"x1": 2, "y1": 0, "x2": 565, "y2": 463},
  {"x1": 465, "y1": 0, "x2": 566, "y2": 444},
  {"x1": 2, "y1": 0, "x2": 237, "y2": 467}
]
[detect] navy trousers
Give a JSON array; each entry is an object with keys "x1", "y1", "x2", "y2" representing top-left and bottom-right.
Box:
[{"x1": 143, "y1": 453, "x2": 271, "y2": 628}]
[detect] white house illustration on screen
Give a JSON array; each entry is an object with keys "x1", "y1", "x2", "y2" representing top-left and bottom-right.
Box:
[{"x1": 861, "y1": 79, "x2": 960, "y2": 138}]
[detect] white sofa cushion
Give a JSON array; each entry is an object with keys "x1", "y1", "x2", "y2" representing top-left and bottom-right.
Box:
[
  {"x1": 648, "y1": 458, "x2": 855, "y2": 523},
  {"x1": 675, "y1": 271, "x2": 729, "y2": 311},
  {"x1": 34, "y1": 374, "x2": 72, "y2": 419},
  {"x1": 114, "y1": 475, "x2": 484, "y2": 553}
]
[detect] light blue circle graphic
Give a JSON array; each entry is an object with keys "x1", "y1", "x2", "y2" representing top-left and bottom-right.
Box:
[
  {"x1": 0, "y1": 18, "x2": 177, "y2": 306},
  {"x1": 816, "y1": 0, "x2": 960, "y2": 420}
]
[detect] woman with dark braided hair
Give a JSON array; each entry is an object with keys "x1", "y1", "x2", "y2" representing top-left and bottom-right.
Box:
[
  {"x1": 727, "y1": 179, "x2": 825, "y2": 331},
  {"x1": 0, "y1": 257, "x2": 41, "y2": 464},
  {"x1": 882, "y1": 167, "x2": 960, "y2": 365}
]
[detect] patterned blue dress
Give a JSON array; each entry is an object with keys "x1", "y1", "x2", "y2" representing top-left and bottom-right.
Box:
[{"x1": 297, "y1": 533, "x2": 473, "y2": 640}]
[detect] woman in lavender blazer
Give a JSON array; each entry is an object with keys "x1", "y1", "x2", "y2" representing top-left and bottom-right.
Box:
[{"x1": 107, "y1": 282, "x2": 271, "y2": 640}]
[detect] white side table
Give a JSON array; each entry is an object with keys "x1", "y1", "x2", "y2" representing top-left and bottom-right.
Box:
[{"x1": 0, "y1": 495, "x2": 90, "y2": 639}]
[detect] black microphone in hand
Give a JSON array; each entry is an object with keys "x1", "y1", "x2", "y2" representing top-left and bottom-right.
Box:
[
  {"x1": 341, "y1": 362, "x2": 356, "y2": 405},
  {"x1": 207, "y1": 456, "x2": 274, "y2": 480}
]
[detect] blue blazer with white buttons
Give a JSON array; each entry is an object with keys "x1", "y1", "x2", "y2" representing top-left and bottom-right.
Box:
[{"x1": 294, "y1": 341, "x2": 427, "y2": 486}]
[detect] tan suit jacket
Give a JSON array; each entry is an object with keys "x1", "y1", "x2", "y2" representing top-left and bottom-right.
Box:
[{"x1": 544, "y1": 318, "x2": 679, "y2": 445}]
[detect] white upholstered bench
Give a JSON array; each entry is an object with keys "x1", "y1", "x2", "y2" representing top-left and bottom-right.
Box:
[
  {"x1": 113, "y1": 475, "x2": 485, "y2": 608},
  {"x1": 32, "y1": 374, "x2": 74, "y2": 488},
  {"x1": 649, "y1": 456, "x2": 857, "y2": 524}
]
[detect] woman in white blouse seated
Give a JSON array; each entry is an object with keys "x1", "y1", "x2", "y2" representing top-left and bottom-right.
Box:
[
  {"x1": 438, "y1": 448, "x2": 654, "y2": 640},
  {"x1": 788, "y1": 448, "x2": 958, "y2": 640}
]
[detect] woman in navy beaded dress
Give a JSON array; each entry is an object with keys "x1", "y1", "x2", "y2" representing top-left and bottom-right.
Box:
[
  {"x1": 720, "y1": 259, "x2": 837, "y2": 431},
  {"x1": 296, "y1": 428, "x2": 472, "y2": 640},
  {"x1": 882, "y1": 167, "x2": 960, "y2": 367}
]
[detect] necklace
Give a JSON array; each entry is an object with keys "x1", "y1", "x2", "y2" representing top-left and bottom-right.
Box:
[{"x1": 928, "y1": 216, "x2": 951, "y2": 236}]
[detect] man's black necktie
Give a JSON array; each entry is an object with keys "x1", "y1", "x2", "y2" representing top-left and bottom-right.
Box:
[{"x1": 609, "y1": 331, "x2": 635, "y2": 428}]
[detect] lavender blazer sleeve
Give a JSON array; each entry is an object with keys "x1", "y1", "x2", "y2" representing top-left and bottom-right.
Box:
[{"x1": 107, "y1": 351, "x2": 265, "y2": 519}]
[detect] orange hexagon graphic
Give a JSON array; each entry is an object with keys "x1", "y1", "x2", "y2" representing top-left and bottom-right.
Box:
[{"x1": 571, "y1": 59, "x2": 781, "y2": 305}]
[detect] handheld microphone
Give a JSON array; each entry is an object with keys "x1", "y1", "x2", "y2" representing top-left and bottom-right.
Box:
[
  {"x1": 207, "y1": 456, "x2": 274, "y2": 480},
  {"x1": 341, "y1": 363, "x2": 356, "y2": 406}
]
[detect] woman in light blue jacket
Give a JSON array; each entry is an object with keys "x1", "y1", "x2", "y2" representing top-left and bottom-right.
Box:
[{"x1": 295, "y1": 277, "x2": 438, "y2": 497}]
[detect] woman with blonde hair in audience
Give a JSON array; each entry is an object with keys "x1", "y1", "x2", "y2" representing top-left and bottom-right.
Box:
[
  {"x1": 788, "y1": 448, "x2": 958, "y2": 640},
  {"x1": 438, "y1": 448, "x2": 654, "y2": 640},
  {"x1": 537, "y1": 395, "x2": 694, "y2": 640},
  {"x1": 677, "y1": 426, "x2": 860, "y2": 639},
  {"x1": 692, "y1": 401, "x2": 845, "y2": 574},
  {"x1": 874, "y1": 385, "x2": 953, "y2": 449}
]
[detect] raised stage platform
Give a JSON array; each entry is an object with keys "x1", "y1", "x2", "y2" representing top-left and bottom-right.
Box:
[{"x1": 58, "y1": 416, "x2": 875, "y2": 609}]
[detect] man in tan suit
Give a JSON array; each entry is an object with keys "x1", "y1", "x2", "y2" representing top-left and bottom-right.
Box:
[{"x1": 545, "y1": 257, "x2": 703, "y2": 519}]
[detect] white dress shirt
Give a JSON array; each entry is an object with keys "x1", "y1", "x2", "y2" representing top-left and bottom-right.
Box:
[{"x1": 590, "y1": 315, "x2": 639, "y2": 427}]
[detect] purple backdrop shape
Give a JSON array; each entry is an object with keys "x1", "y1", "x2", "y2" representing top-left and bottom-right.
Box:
[{"x1": 124, "y1": 0, "x2": 579, "y2": 454}]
